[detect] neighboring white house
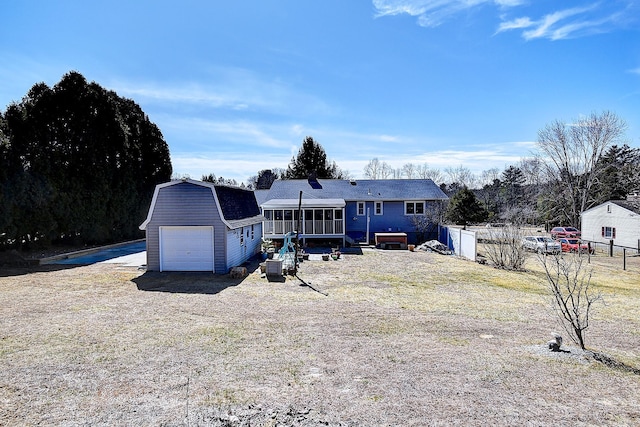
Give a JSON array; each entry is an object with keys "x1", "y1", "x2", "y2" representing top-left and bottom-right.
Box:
[{"x1": 581, "y1": 198, "x2": 640, "y2": 250}]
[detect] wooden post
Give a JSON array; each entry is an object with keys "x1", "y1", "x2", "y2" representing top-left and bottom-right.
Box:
[
  {"x1": 587, "y1": 242, "x2": 591, "y2": 264},
  {"x1": 609, "y1": 239, "x2": 614, "y2": 257},
  {"x1": 623, "y1": 248, "x2": 627, "y2": 271}
]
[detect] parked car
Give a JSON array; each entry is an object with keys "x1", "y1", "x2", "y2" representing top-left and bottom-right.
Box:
[
  {"x1": 522, "y1": 236, "x2": 562, "y2": 254},
  {"x1": 557, "y1": 238, "x2": 593, "y2": 254},
  {"x1": 550, "y1": 226, "x2": 581, "y2": 239}
]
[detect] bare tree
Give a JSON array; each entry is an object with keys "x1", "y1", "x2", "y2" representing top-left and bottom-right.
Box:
[
  {"x1": 402, "y1": 163, "x2": 416, "y2": 179},
  {"x1": 410, "y1": 200, "x2": 447, "y2": 243},
  {"x1": 480, "y1": 168, "x2": 500, "y2": 187},
  {"x1": 415, "y1": 163, "x2": 445, "y2": 183},
  {"x1": 536, "y1": 111, "x2": 627, "y2": 227},
  {"x1": 540, "y1": 254, "x2": 602, "y2": 350},
  {"x1": 518, "y1": 157, "x2": 543, "y2": 187},
  {"x1": 480, "y1": 224, "x2": 527, "y2": 270},
  {"x1": 445, "y1": 165, "x2": 477, "y2": 189},
  {"x1": 391, "y1": 167, "x2": 402, "y2": 179},
  {"x1": 364, "y1": 158, "x2": 383, "y2": 179},
  {"x1": 380, "y1": 162, "x2": 393, "y2": 179},
  {"x1": 364, "y1": 158, "x2": 392, "y2": 179}
]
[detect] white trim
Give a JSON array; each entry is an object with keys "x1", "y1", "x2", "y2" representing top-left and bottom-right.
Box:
[
  {"x1": 139, "y1": 178, "x2": 260, "y2": 231},
  {"x1": 261, "y1": 198, "x2": 346, "y2": 209},
  {"x1": 374, "y1": 201, "x2": 383, "y2": 215},
  {"x1": 404, "y1": 201, "x2": 425, "y2": 215},
  {"x1": 357, "y1": 201, "x2": 366, "y2": 216}
]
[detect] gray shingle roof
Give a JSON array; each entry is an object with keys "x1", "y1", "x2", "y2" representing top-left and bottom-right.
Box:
[{"x1": 263, "y1": 179, "x2": 448, "y2": 202}]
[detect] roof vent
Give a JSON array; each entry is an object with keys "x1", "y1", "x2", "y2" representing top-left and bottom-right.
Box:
[{"x1": 350, "y1": 180, "x2": 357, "y2": 186}]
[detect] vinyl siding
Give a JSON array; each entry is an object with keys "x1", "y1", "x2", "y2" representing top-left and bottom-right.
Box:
[
  {"x1": 225, "y1": 224, "x2": 262, "y2": 271},
  {"x1": 145, "y1": 182, "x2": 227, "y2": 272},
  {"x1": 344, "y1": 200, "x2": 431, "y2": 243},
  {"x1": 581, "y1": 203, "x2": 640, "y2": 249}
]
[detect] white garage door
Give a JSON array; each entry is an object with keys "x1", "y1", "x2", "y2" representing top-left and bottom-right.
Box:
[{"x1": 159, "y1": 226, "x2": 214, "y2": 272}]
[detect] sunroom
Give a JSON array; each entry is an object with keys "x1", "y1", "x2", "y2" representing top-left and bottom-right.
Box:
[{"x1": 261, "y1": 198, "x2": 346, "y2": 246}]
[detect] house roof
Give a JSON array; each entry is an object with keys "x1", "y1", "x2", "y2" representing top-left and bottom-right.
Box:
[
  {"x1": 611, "y1": 199, "x2": 640, "y2": 215},
  {"x1": 581, "y1": 198, "x2": 640, "y2": 216},
  {"x1": 140, "y1": 179, "x2": 263, "y2": 230},
  {"x1": 262, "y1": 179, "x2": 448, "y2": 204}
]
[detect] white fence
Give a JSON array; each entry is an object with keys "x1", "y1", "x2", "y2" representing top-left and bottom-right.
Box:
[{"x1": 440, "y1": 226, "x2": 477, "y2": 262}]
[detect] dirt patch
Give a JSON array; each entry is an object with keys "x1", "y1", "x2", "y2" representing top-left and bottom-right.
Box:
[{"x1": 1, "y1": 249, "x2": 639, "y2": 425}]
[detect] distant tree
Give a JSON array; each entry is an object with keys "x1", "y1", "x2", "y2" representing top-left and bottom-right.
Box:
[
  {"x1": 1, "y1": 71, "x2": 172, "y2": 249},
  {"x1": 536, "y1": 111, "x2": 627, "y2": 227},
  {"x1": 417, "y1": 164, "x2": 444, "y2": 184},
  {"x1": 500, "y1": 165, "x2": 526, "y2": 210},
  {"x1": 445, "y1": 186, "x2": 488, "y2": 228},
  {"x1": 285, "y1": 136, "x2": 344, "y2": 179},
  {"x1": 402, "y1": 163, "x2": 416, "y2": 179},
  {"x1": 363, "y1": 158, "x2": 392, "y2": 179},
  {"x1": 592, "y1": 144, "x2": 640, "y2": 204},
  {"x1": 445, "y1": 165, "x2": 477, "y2": 189},
  {"x1": 201, "y1": 173, "x2": 216, "y2": 183}
]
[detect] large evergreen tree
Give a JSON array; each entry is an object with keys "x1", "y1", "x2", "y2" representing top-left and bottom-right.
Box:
[
  {"x1": 445, "y1": 187, "x2": 488, "y2": 228},
  {"x1": 0, "y1": 71, "x2": 172, "y2": 249},
  {"x1": 285, "y1": 136, "x2": 344, "y2": 179}
]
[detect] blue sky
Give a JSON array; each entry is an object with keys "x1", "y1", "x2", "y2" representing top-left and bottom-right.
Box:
[{"x1": 1, "y1": 0, "x2": 639, "y2": 184}]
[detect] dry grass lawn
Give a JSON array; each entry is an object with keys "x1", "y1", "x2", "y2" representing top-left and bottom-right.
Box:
[{"x1": 1, "y1": 249, "x2": 639, "y2": 426}]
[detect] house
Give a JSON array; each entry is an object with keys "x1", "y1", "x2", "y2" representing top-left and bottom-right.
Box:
[
  {"x1": 139, "y1": 179, "x2": 263, "y2": 273},
  {"x1": 260, "y1": 178, "x2": 448, "y2": 246},
  {"x1": 580, "y1": 198, "x2": 640, "y2": 249}
]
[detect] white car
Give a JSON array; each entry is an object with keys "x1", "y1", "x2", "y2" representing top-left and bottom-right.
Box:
[{"x1": 522, "y1": 236, "x2": 561, "y2": 254}]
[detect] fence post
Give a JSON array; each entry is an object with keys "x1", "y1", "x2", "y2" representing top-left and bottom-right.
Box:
[
  {"x1": 623, "y1": 248, "x2": 627, "y2": 271},
  {"x1": 587, "y1": 242, "x2": 591, "y2": 264},
  {"x1": 609, "y1": 239, "x2": 614, "y2": 257}
]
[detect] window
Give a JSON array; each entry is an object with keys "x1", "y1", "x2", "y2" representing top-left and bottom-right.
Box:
[
  {"x1": 405, "y1": 201, "x2": 425, "y2": 215},
  {"x1": 374, "y1": 201, "x2": 383, "y2": 215},
  {"x1": 240, "y1": 228, "x2": 244, "y2": 246},
  {"x1": 357, "y1": 201, "x2": 365, "y2": 216},
  {"x1": 251, "y1": 224, "x2": 255, "y2": 240},
  {"x1": 602, "y1": 226, "x2": 616, "y2": 239},
  {"x1": 607, "y1": 204, "x2": 611, "y2": 213}
]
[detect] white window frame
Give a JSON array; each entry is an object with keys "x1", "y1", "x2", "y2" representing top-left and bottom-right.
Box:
[
  {"x1": 603, "y1": 226, "x2": 615, "y2": 239},
  {"x1": 374, "y1": 201, "x2": 383, "y2": 215},
  {"x1": 404, "y1": 201, "x2": 425, "y2": 215},
  {"x1": 357, "y1": 201, "x2": 365, "y2": 216}
]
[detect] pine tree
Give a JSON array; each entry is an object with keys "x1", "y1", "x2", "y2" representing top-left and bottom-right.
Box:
[{"x1": 285, "y1": 136, "x2": 344, "y2": 179}]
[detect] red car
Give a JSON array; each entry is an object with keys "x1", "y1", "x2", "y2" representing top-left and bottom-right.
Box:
[
  {"x1": 557, "y1": 238, "x2": 592, "y2": 254},
  {"x1": 550, "y1": 226, "x2": 581, "y2": 239}
]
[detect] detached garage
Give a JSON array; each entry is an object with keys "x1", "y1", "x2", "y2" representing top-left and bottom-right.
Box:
[{"x1": 140, "y1": 179, "x2": 264, "y2": 273}]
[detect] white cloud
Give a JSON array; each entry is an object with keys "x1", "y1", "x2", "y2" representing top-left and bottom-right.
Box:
[
  {"x1": 497, "y1": 3, "x2": 636, "y2": 40},
  {"x1": 108, "y1": 67, "x2": 332, "y2": 117},
  {"x1": 372, "y1": 0, "x2": 521, "y2": 27},
  {"x1": 373, "y1": 0, "x2": 636, "y2": 40}
]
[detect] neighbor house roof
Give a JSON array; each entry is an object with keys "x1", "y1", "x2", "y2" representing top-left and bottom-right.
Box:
[
  {"x1": 262, "y1": 179, "x2": 448, "y2": 203},
  {"x1": 140, "y1": 179, "x2": 264, "y2": 230},
  {"x1": 611, "y1": 199, "x2": 640, "y2": 215}
]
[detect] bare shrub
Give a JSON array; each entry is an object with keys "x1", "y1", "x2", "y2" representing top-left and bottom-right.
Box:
[
  {"x1": 481, "y1": 224, "x2": 527, "y2": 270},
  {"x1": 540, "y1": 254, "x2": 602, "y2": 350}
]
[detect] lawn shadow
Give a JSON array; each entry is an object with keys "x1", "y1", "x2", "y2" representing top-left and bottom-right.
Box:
[
  {"x1": 0, "y1": 263, "x2": 80, "y2": 278},
  {"x1": 133, "y1": 271, "x2": 247, "y2": 295}
]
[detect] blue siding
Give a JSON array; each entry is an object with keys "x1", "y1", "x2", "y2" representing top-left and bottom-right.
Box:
[
  {"x1": 345, "y1": 200, "x2": 438, "y2": 244},
  {"x1": 225, "y1": 224, "x2": 262, "y2": 271}
]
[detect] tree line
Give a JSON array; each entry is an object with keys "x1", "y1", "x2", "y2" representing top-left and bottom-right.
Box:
[
  {"x1": 0, "y1": 71, "x2": 172, "y2": 250},
  {"x1": 232, "y1": 112, "x2": 637, "y2": 228}
]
